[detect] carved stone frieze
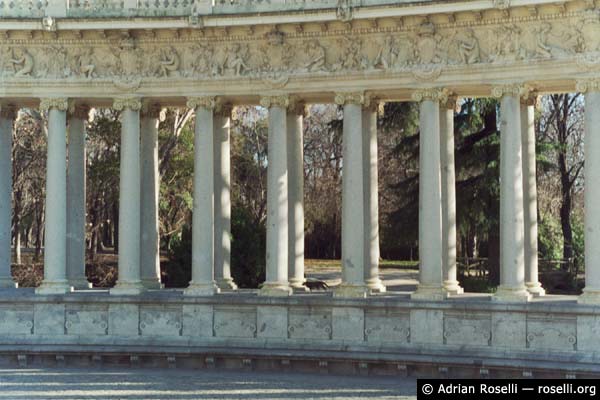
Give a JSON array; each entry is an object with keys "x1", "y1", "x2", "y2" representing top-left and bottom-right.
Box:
[{"x1": 0, "y1": 5, "x2": 594, "y2": 92}]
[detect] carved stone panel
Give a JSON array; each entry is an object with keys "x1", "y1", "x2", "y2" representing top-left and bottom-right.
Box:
[
  {"x1": 577, "y1": 315, "x2": 600, "y2": 352},
  {"x1": 139, "y1": 306, "x2": 183, "y2": 337},
  {"x1": 0, "y1": 306, "x2": 33, "y2": 335},
  {"x1": 182, "y1": 304, "x2": 213, "y2": 338},
  {"x1": 444, "y1": 311, "x2": 491, "y2": 347},
  {"x1": 34, "y1": 304, "x2": 65, "y2": 336},
  {"x1": 492, "y1": 312, "x2": 526, "y2": 349},
  {"x1": 213, "y1": 306, "x2": 257, "y2": 338},
  {"x1": 365, "y1": 309, "x2": 410, "y2": 344},
  {"x1": 527, "y1": 314, "x2": 577, "y2": 351},
  {"x1": 65, "y1": 305, "x2": 108, "y2": 336},
  {"x1": 288, "y1": 307, "x2": 332, "y2": 340}
]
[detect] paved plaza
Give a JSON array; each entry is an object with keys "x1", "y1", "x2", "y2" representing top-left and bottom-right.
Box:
[{"x1": 0, "y1": 368, "x2": 416, "y2": 400}]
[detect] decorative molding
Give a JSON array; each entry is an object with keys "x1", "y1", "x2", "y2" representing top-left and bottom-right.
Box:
[
  {"x1": 39, "y1": 98, "x2": 69, "y2": 112},
  {"x1": 334, "y1": 92, "x2": 365, "y2": 106},
  {"x1": 187, "y1": 96, "x2": 216, "y2": 110},
  {"x1": 0, "y1": 104, "x2": 18, "y2": 120},
  {"x1": 364, "y1": 95, "x2": 385, "y2": 116},
  {"x1": 260, "y1": 95, "x2": 290, "y2": 109},
  {"x1": 576, "y1": 79, "x2": 600, "y2": 93}
]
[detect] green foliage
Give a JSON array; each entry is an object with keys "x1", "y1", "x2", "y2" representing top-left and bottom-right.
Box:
[
  {"x1": 230, "y1": 207, "x2": 266, "y2": 288},
  {"x1": 538, "y1": 214, "x2": 563, "y2": 261},
  {"x1": 572, "y1": 213, "x2": 585, "y2": 272}
]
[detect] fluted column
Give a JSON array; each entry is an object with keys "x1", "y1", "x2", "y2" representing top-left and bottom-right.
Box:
[
  {"x1": 334, "y1": 92, "x2": 368, "y2": 298},
  {"x1": 185, "y1": 97, "x2": 219, "y2": 296},
  {"x1": 440, "y1": 95, "x2": 463, "y2": 296},
  {"x1": 363, "y1": 99, "x2": 385, "y2": 293},
  {"x1": 111, "y1": 97, "x2": 144, "y2": 295},
  {"x1": 214, "y1": 100, "x2": 237, "y2": 290},
  {"x1": 578, "y1": 79, "x2": 600, "y2": 304},
  {"x1": 520, "y1": 91, "x2": 545, "y2": 297},
  {"x1": 37, "y1": 98, "x2": 72, "y2": 294},
  {"x1": 287, "y1": 99, "x2": 307, "y2": 291},
  {"x1": 411, "y1": 89, "x2": 445, "y2": 300},
  {"x1": 140, "y1": 102, "x2": 162, "y2": 289},
  {"x1": 0, "y1": 104, "x2": 17, "y2": 288},
  {"x1": 492, "y1": 85, "x2": 531, "y2": 302},
  {"x1": 66, "y1": 104, "x2": 91, "y2": 289},
  {"x1": 260, "y1": 95, "x2": 292, "y2": 297}
]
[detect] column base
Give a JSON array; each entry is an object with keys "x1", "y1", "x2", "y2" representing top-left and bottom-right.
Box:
[
  {"x1": 0, "y1": 278, "x2": 17, "y2": 288},
  {"x1": 141, "y1": 278, "x2": 164, "y2": 290},
  {"x1": 110, "y1": 281, "x2": 145, "y2": 295},
  {"x1": 526, "y1": 281, "x2": 546, "y2": 297},
  {"x1": 366, "y1": 277, "x2": 387, "y2": 293},
  {"x1": 493, "y1": 286, "x2": 532, "y2": 303},
  {"x1": 216, "y1": 277, "x2": 238, "y2": 290},
  {"x1": 184, "y1": 281, "x2": 220, "y2": 296},
  {"x1": 259, "y1": 282, "x2": 293, "y2": 297},
  {"x1": 333, "y1": 284, "x2": 369, "y2": 298},
  {"x1": 443, "y1": 280, "x2": 464, "y2": 295},
  {"x1": 411, "y1": 285, "x2": 447, "y2": 301},
  {"x1": 578, "y1": 289, "x2": 600, "y2": 304},
  {"x1": 69, "y1": 278, "x2": 92, "y2": 290},
  {"x1": 36, "y1": 280, "x2": 73, "y2": 295}
]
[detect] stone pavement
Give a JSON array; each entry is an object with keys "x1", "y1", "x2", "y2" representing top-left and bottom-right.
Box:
[{"x1": 0, "y1": 367, "x2": 417, "y2": 400}]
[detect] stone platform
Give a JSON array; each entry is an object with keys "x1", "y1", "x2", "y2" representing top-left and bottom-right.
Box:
[{"x1": 0, "y1": 289, "x2": 599, "y2": 378}]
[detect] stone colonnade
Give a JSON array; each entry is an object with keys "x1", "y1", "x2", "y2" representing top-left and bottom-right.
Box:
[{"x1": 0, "y1": 82, "x2": 598, "y2": 302}]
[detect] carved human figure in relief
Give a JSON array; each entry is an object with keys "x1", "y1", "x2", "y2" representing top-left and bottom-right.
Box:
[
  {"x1": 114, "y1": 38, "x2": 140, "y2": 77},
  {"x1": 457, "y1": 28, "x2": 480, "y2": 64},
  {"x1": 76, "y1": 47, "x2": 96, "y2": 79},
  {"x1": 490, "y1": 24, "x2": 526, "y2": 62},
  {"x1": 333, "y1": 36, "x2": 367, "y2": 71},
  {"x1": 533, "y1": 22, "x2": 553, "y2": 58},
  {"x1": 373, "y1": 35, "x2": 399, "y2": 69},
  {"x1": 413, "y1": 22, "x2": 442, "y2": 64},
  {"x1": 192, "y1": 43, "x2": 220, "y2": 76},
  {"x1": 9, "y1": 48, "x2": 33, "y2": 77},
  {"x1": 224, "y1": 43, "x2": 249, "y2": 76},
  {"x1": 157, "y1": 47, "x2": 180, "y2": 77},
  {"x1": 304, "y1": 40, "x2": 326, "y2": 72}
]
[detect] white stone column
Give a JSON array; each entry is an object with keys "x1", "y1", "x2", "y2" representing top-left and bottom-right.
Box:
[
  {"x1": 411, "y1": 89, "x2": 445, "y2": 300},
  {"x1": 362, "y1": 99, "x2": 385, "y2": 293},
  {"x1": 185, "y1": 97, "x2": 219, "y2": 296},
  {"x1": 0, "y1": 104, "x2": 17, "y2": 288},
  {"x1": 578, "y1": 79, "x2": 600, "y2": 304},
  {"x1": 334, "y1": 92, "x2": 368, "y2": 298},
  {"x1": 287, "y1": 100, "x2": 307, "y2": 291},
  {"x1": 66, "y1": 104, "x2": 91, "y2": 289},
  {"x1": 214, "y1": 101, "x2": 237, "y2": 290},
  {"x1": 439, "y1": 95, "x2": 463, "y2": 296},
  {"x1": 260, "y1": 95, "x2": 292, "y2": 297},
  {"x1": 140, "y1": 102, "x2": 162, "y2": 289},
  {"x1": 520, "y1": 92, "x2": 545, "y2": 297},
  {"x1": 493, "y1": 85, "x2": 531, "y2": 302},
  {"x1": 37, "y1": 98, "x2": 72, "y2": 294},
  {"x1": 111, "y1": 98, "x2": 144, "y2": 295}
]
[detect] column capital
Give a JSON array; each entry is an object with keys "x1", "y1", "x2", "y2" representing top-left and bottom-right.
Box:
[
  {"x1": 576, "y1": 79, "x2": 600, "y2": 93},
  {"x1": 260, "y1": 95, "x2": 290, "y2": 109},
  {"x1": 113, "y1": 97, "x2": 142, "y2": 111},
  {"x1": 411, "y1": 88, "x2": 449, "y2": 103},
  {"x1": 140, "y1": 101, "x2": 162, "y2": 119},
  {"x1": 334, "y1": 92, "x2": 365, "y2": 106},
  {"x1": 364, "y1": 95, "x2": 385, "y2": 116},
  {"x1": 520, "y1": 85, "x2": 539, "y2": 106},
  {"x1": 288, "y1": 96, "x2": 307, "y2": 116},
  {"x1": 214, "y1": 98, "x2": 233, "y2": 118},
  {"x1": 491, "y1": 84, "x2": 530, "y2": 99},
  {"x1": 0, "y1": 103, "x2": 18, "y2": 120},
  {"x1": 40, "y1": 98, "x2": 69, "y2": 112},
  {"x1": 68, "y1": 104, "x2": 91, "y2": 120},
  {"x1": 441, "y1": 92, "x2": 458, "y2": 110},
  {"x1": 187, "y1": 96, "x2": 216, "y2": 110}
]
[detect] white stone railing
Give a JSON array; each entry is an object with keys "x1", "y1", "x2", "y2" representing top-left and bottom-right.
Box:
[{"x1": 0, "y1": 0, "x2": 432, "y2": 18}]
